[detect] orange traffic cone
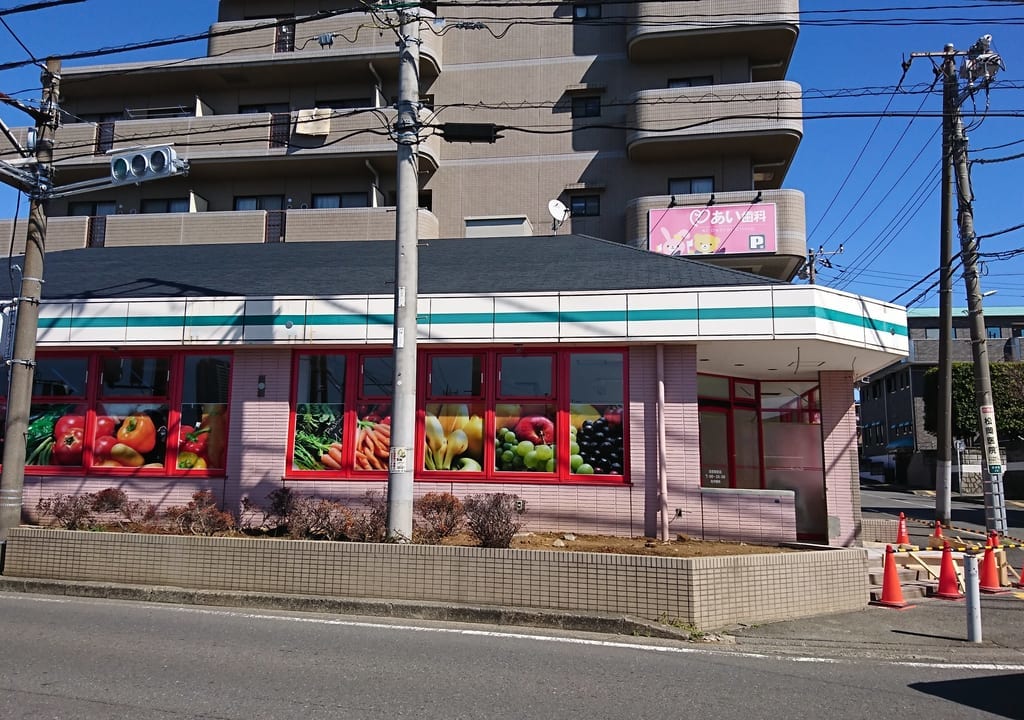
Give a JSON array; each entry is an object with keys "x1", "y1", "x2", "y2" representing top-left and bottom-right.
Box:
[
  {"x1": 979, "y1": 534, "x2": 1007, "y2": 594},
  {"x1": 927, "y1": 520, "x2": 945, "y2": 549},
  {"x1": 896, "y1": 512, "x2": 910, "y2": 545},
  {"x1": 934, "y1": 543, "x2": 964, "y2": 600},
  {"x1": 1015, "y1": 561, "x2": 1024, "y2": 589},
  {"x1": 872, "y1": 545, "x2": 911, "y2": 608}
]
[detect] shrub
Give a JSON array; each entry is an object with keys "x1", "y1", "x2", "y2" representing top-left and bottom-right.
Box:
[
  {"x1": 463, "y1": 493, "x2": 524, "y2": 549},
  {"x1": 90, "y1": 488, "x2": 128, "y2": 513},
  {"x1": 415, "y1": 492, "x2": 464, "y2": 543},
  {"x1": 164, "y1": 490, "x2": 235, "y2": 536},
  {"x1": 287, "y1": 497, "x2": 354, "y2": 541},
  {"x1": 36, "y1": 493, "x2": 95, "y2": 530},
  {"x1": 239, "y1": 487, "x2": 295, "y2": 534},
  {"x1": 349, "y1": 490, "x2": 389, "y2": 542}
]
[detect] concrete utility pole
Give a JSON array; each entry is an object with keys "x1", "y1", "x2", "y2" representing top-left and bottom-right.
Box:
[
  {"x1": 0, "y1": 58, "x2": 60, "y2": 541},
  {"x1": 935, "y1": 47, "x2": 957, "y2": 526},
  {"x1": 386, "y1": 5, "x2": 422, "y2": 541},
  {"x1": 906, "y1": 36, "x2": 1006, "y2": 534}
]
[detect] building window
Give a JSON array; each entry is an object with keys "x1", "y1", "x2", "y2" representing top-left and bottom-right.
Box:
[
  {"x1": 668, "y1": 177, "x2": 715, "y2": 195},
  {"x1": 316, "y1": 98, "x2": 372, "y2": 110},
  {"x1": 987, "y1": 327, "x2": 1002, "y2": 339},
  {"x1": 141, "y1": 198, "x2": 190, "y2": 214},
  {"x1": 234, "y1": 195, "x2": 285, "y2": 211},
  {"x1": 571, "y1": 96, "x2": 601, "y2": 118},
  {"x1": 68, "y1": 201, "x2": 116, "y2": 217},
  {"x1": 238, "y1": 103, "x2": 290, "y2": 114},
  {"x1": 668, "y1": 76, "x2": 713, "y2": 88},
  {"x1": 573, "y1": 3, "x2": 601, "y2": 20},
  {"x1": 312, "y1": 192, "x2": 369, "y2": 209},
  {"x1": 569, "y1": 195, "x2": 600, "y2": 217}
]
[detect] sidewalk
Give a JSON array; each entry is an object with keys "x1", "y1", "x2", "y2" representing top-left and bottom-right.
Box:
[{"x1": 725, "y1": 593, "x2": 1024, "y2": 665}]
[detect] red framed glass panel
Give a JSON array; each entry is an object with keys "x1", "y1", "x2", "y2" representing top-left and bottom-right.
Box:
[{"x1": 423, "y1": 353, "x2": 485, "y2": 473}]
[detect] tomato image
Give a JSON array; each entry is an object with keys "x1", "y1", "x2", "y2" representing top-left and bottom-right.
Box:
[
  {"x1": 54, "y1": 414, "x2": 85, "y2": 438},
  {"x1": 116, "y1": 414, "x2": 157, "y2": 454},
  {"x1": 53, "y1": 427, "x2": 84, "y2": 465},
  {"x1": 92, "y1": 434, "x2": 118, "y2": 462},
  {"x1": 95, "y1": 415, "x2": 117, "y2": 438}
]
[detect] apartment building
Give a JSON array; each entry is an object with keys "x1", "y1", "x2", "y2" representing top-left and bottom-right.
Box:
[{"x1": 2, "y1": 0, "x2": 806, "y2": 280}]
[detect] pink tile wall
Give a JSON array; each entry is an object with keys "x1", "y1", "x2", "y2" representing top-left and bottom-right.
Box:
[
  {"x1": 698, "y1": 490, "x2": 797, "y2": 544},
  {"x1": 819, "y1": 370, "x2": 860, "y2": 546}
]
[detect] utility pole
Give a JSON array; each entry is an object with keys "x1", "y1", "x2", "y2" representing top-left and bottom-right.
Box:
[
  {"x1": 802, "y1": 245, "x2": 842, "y2": 285},
  {"x1": 906, "y1": 36, "x2": 1006, "y2": 534},
  {"x1": 935, "y1": 46, "x2": 957, "y2": 526},
  {"x1": 0, "y1": 58, "x2": 60, "y2": 541},
  {"x1": 386, "y1": 4, "x2": 421, "y2": 541}
]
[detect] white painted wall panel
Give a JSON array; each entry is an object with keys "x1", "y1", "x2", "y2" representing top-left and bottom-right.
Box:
[{"x1": 559, "y1": 294, "x2": 627, "y2": 338}]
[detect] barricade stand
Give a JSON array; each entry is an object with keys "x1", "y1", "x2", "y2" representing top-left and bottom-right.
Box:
[
  {"x1": 934, "y1": 543, "x2": 964, "y2": 600},
  {"x1": 872, "y1": 544, "x2": 913, "y2": 609}
]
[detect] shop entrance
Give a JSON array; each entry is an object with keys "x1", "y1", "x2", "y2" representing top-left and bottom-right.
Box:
[{"x1": 698, "y1": 376, "x2": 827, "y2": 540}]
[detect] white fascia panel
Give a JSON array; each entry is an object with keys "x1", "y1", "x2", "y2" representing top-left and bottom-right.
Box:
[
  {"x1": 626, "y1": 291, "x2": 698, "y2": 338},
  {"x1": 185, "y1": 298, "x2": 246, "y2": 343},
  {"x1": 559, "y1": 293, "x2": 627, "y2": 339},
  {"x1": 698, "y1": 289, "x2": 775, "y2": 337},
  {"x1": 305, "y1": 297, "x2": 368, "y2": 342},
  {"x1": 125, "y1": 300, "x2": 186, "y2": 344},
  {"x1": 69, "y1": 301, "x2": 128, "y2": 344},
  {"x1": 37, "y1": 303, "x2": 73, "y2": 344},
  {"x1": 493, "y1": 294, "x2": 559, "y2": 340},
  {"x1": 243, "y1": 298, "x2": 306, "y2": 343},
  {"x1": 428, "y1": 296, "x2": 494, "y2": 341}
]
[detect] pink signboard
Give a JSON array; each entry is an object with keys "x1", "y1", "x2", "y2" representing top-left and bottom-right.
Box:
[{"x1": 648, "y1": 203, "x2": 777, "y2": 257}]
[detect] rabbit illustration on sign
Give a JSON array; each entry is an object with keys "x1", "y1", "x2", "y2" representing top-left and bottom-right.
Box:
[{"x1": 658, "y1": 226, "x2": 722, "y2": 255}]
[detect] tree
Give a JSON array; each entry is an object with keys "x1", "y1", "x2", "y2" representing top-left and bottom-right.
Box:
[{"x1": 923, "y1": 362, "x2": 1024, "y2": 442}]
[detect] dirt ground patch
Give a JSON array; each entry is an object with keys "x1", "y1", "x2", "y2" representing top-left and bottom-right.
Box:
[{"x1": 441, "y1": 531, "x2": 794, "y2": 557}]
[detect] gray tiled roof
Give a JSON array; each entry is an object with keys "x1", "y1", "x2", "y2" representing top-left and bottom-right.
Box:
[{"x1": 30, "y1": 234, "x2": 779, "y2": 300}]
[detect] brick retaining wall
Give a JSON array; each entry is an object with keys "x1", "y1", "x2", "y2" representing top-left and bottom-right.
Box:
[{"x1": 2, "y1": 528, "x2": 868, "y2": 630}]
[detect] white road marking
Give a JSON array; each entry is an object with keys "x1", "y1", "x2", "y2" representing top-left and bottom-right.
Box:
[{"x1": 5, "y1": 593, "x2": 1024, "y2": 672}]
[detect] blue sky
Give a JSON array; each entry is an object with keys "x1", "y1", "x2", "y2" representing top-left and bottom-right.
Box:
[{"x1": 0, "y1": 0, "x2": 1021, "y2": 309}]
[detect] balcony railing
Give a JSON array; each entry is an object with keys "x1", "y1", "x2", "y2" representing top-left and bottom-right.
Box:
[
  {"x1": 626, "y1": 81, "x2": 802, "y2": 163},
  {"x1": 206, "y1": 11, "x2": 442, "y2": 75},
  {"x1": 627, "y1": 0, "x2": 799, "y2": 68},
  {"x1": 0, "y1": 208, "x2": 440, "y2": 252},
  {"x1": 48, "y1": 109, "x2": 441, "y2": 175}
]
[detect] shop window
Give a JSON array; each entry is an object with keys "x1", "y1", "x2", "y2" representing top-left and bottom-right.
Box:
[
  {"x1": 496, "y1": 353, "x2": 555, "y2": 473},
  {"x1": 22, "y1": 357, "x2": 89, "y2": 468},
  {"x1": 175, "y1": 356, "x2": 231, "y2": 470},
  {"x1": 291, "y1": 354, "x2": 347, "y2": 472},
  {"x1": 95, "y1": 355, "x2": 171, "y2": 469},
  {"x1": 9, "y1": 352, "x2": 233, "y2": 474},
  {"x1": 354, "y1": 355, "x2": 393, "y2": 473},
  {"x1": 424, "y1": 353, "x2": 485, "y2": 473},
  {"x1": 568, "y1": 352, "x2": 624, "y2": 476}
]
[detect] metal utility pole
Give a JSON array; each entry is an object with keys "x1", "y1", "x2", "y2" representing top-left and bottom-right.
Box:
[
  {"x1": 906, "y1": 36, "x2": 1006, "y2": 533},
  {"x1": 0, "y1": 58, "x2": 60, "y2": 540},
  {"x1": 935, "y1": 47, "x2": 957, "y2": 526},
  {"x1": 386, "y1": 5, "x2": 422, "y2": 541}
]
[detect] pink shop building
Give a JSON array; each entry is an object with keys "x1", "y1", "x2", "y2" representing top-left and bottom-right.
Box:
[{"x1": 6, "y1": 236, "x2": 907, "y2": 544}]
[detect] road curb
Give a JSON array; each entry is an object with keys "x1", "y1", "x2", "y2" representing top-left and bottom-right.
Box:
[{"x1": 0, "y1": 575, "x2": 696, "y2": 642}]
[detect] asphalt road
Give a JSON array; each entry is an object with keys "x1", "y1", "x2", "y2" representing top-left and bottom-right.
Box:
[{"x1": 0, "y1": 593, "x2": 1020, "y2": 720}]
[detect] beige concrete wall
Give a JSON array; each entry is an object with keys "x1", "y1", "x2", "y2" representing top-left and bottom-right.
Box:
[{"x1": 2, "y1": 528, "x2": 869, "y2": 630}]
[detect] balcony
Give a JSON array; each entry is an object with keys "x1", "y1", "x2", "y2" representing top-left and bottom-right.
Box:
[
  {"x1": 57, "y1": 12, "x2": 441, "y2": 98},
  {"x1": 0, "y1": 208, "x2": 440, "y2": 253},
  {"x1": 47, "y1": 109, "x2": 441, "y2": 182},
  {"x1": 624, "y1": 188, "x2": 806, "y2": 281},
  {"x1": 627, "y1": 0, "x2": 799, "y2": 74},
  {"x1": 626, "y1": 82, "x2": 802, "y2": 169}
]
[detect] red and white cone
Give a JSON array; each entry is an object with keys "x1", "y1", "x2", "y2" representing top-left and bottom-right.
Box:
[{"x1": 934, "y1": 543, "x2": 964, "y2": 600}]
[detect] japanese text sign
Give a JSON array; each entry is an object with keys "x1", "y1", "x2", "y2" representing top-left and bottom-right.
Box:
[{"x1": 649, "y1": 203, "x2": 778, "y2": 257}]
